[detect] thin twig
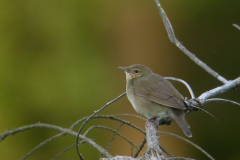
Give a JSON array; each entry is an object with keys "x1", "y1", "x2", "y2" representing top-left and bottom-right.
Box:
[
  {"x1": 104, "y1": 116, "x2": 145, "y2": 134},
  {"x1": 205, "y1": 98, "x2": 240, "y2": 106},
  {"x1": 158, "y1": 132, "x2": 214, "y2": 160},
  {"x1": 82, "y1": 115, "x2": 146, "y2": 134},
  {"x1": 84, "y1": 125, "x2": 138, "y2": 149},
  {"x1": 165, "y1": 77, "x2": 195, "y2": 99},
  {"x1": 76, "y1": 92, "x2": 126, "y2": 160},
  {"x1": 161, "y1": 146, "x2": 174, "y2": 157},
  {"x1": 113, "y1": 114, "x2": 146, "y2": 121},
  {"x1": 70, "y1": 114, "x2": 145, "y2": 130},
  {"x1": 53, "y1": 142, "x2": 85, "y2": 160},
  {"x1": 189, "y1": 105, "x2": 218, "y2": 122},
  {"x1": 70, "y1": 116, "x2": 90, "y2": 130},
  {"x1": 133, "y1": 138, "x2": 146, "y2": 158},
  {"x1": 233, "y1": 24, "x2": 240, "y2": 30},
  {"x1": 22, "y1": 133, "x2": 64, "y2": 160},
  {"x1": 153, "y1": 0, "x2": 228, "y2": 84},
  {"x1": 71, "y1": 114, "x2": 146, "y2": 136},
  {"x1": 103, "y1": 123, "x2": 124, "y2": 157},
  {"x1": 130, "y1": 145, "x2": 134, "y2": 157}
]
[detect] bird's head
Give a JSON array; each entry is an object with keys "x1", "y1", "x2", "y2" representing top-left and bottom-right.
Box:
[{"x1": 119, "y1": 64, "x2": 152, "y2": 81}]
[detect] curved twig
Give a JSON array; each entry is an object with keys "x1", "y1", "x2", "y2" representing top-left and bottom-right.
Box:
[
  {"x1": 76, "y1": 93, "x2": 126, "y2": 160},
  {"x1": 70, "y1": 114, "x2": 145, "y2": 130},
  {"x1": 189, "y1": 105, "x2": 218, "y2": 122},
  {"x1": 112, "y1": 114, "x2": 146, "y2": 121},
  {"x1": 205, "y1": 98, "x2": 240, "y2": 106},
  {"x1": 165, "y1": 77, "x2": 195, "y2": 99},
  {"x1": 84, "y1": 125, "x2": 138, "y2": 149}
]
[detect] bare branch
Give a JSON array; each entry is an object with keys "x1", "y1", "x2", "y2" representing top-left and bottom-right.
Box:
[
  {"x1": 143, "y1": 121, "x2": 166, "y2": 160},
  {"x1": 165, "y1": 77, "x2": 195, "y2": 99},
  {"x1": 0, "y1": 123, "x2": 112, "y2": 158},
  {"x1": 134, "y1": 137, "x2": 173, "y2": 158},
  {"x1": 153, "y1": 0, "x2": 228, "y2": 84},
  {"x1": 199, "y1": 77, "x2": 240, "y2": 102}
]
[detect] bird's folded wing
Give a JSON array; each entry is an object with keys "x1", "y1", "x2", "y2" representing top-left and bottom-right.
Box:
[{"x1": 133, "y1": 76, "x2": 186, "y2": 110}]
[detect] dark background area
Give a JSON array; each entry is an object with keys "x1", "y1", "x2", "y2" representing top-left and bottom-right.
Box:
[{"x1": 0, "y1": 0, "x2": 240, "y2": 159}]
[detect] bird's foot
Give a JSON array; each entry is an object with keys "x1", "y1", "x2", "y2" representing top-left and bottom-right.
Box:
[{"x1": 145, "y1": 118, "x2": 159, "y2": 128}]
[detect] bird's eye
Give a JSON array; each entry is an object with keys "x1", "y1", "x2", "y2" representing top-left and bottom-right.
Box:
[{"x1": 134, "y1": 70, "x2": 139, "y2": 73}]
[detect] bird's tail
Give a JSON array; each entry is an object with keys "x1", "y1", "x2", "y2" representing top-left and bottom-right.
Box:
[{"x1": 172, "y1": 109, "x2": 192, "y2": 137}]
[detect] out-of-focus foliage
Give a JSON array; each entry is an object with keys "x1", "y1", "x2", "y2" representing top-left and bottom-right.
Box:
[{"x1": 0, "y1": 0, "x2": 240, "y2": 159}]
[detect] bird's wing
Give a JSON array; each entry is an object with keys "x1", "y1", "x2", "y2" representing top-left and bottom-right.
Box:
[{"x1": 133, "y1": 74, "x2": 186, "y2": 110}]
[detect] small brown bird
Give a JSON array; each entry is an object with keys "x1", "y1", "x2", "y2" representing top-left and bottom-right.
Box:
[{"x1": 119, "y1": 64, "x2": 192, "y2": 137}]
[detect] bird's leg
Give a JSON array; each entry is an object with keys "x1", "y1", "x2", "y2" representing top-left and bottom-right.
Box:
[{"x1": 145, "y1": 118, "x2": 159, "y2": 128}]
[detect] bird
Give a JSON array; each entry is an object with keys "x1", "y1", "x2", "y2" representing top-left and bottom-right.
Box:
[{"x1": 119, "y1": 64, "x2": 192, "y2": 137}]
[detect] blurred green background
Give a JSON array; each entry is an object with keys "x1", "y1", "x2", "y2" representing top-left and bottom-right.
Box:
[{"x1": 0, "y1": 0, "x2": 240, "y2": 159}]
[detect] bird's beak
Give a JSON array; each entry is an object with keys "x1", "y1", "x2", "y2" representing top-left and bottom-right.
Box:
[{"x1": 118, "y1": 66, "x2": 131, "y2": 73}]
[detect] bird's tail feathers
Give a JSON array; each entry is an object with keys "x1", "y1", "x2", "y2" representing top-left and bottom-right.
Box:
[{"x1": 172, "y1": 109, "x2": 192, "y2": 137}]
